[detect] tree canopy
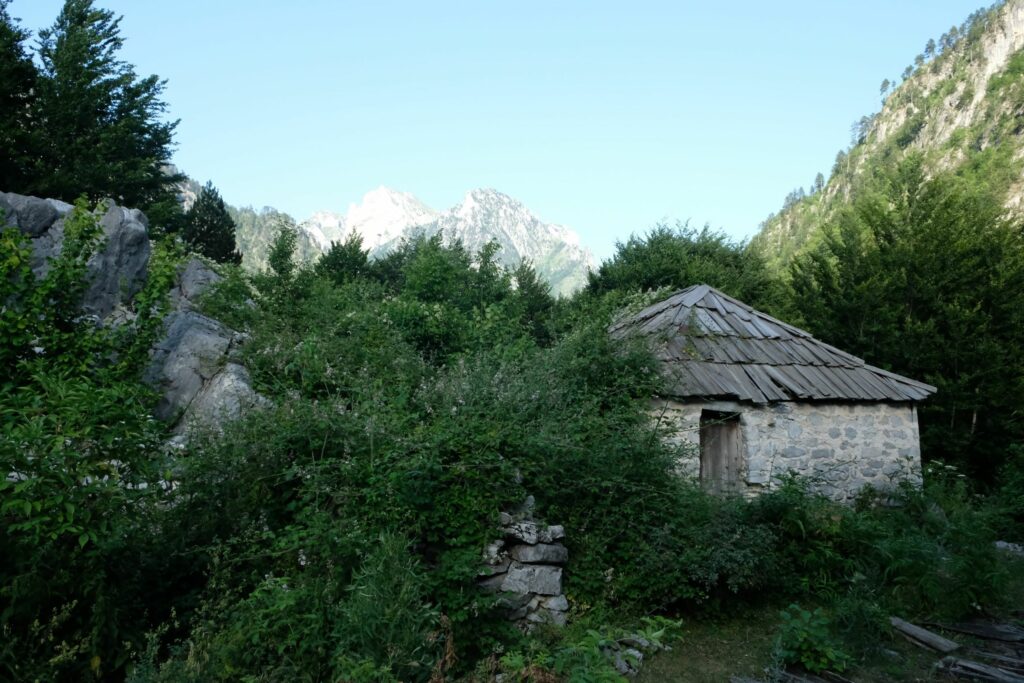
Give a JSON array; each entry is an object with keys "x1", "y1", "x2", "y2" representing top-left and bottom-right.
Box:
[
  {"x1": 586, "y1": 222, "x2": 783, "y2": 312},
  {"x1": 0, "y1": 1, "x2": 37, "y2": 191},
  {"x1": 183, "y1": 182, "x2": 241, "y2": 264},
  {"x1": 789, "y1": 157, "x2": 1024, "y2": 480},
  {"x1": 2, "y1": 0, "x2": 181, "y2": 220}
]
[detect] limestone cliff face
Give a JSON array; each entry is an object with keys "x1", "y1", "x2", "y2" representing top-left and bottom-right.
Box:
[
  {"x1": 1, "y1": 191, "x2": 263, "y2": 436},
  {"x1": 751, "y1": 0, "x2": 1024, "y2": 271}
]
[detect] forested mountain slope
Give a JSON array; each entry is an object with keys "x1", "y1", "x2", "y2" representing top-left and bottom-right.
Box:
[{"x1": 751, "y1": 0, "x2": 1024, "y2": 270}]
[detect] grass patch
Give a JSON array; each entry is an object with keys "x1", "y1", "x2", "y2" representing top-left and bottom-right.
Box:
[{"x1": 635, "y1": 607, "x2": 778, "y2": 683}]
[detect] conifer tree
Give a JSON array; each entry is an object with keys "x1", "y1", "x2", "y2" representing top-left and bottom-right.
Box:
[
  {"x1": 0, "y1": 1, "x2": 38, "y2": 191},
  {"x1": 316, "y1": 232, "x2": 370, "y2": 284},
  {"x1": 183, "y1": 182, "x2": 241, "y2": 264},
  {"x1": 32, "y1": 0, "x2": 181, "y2": 213}
]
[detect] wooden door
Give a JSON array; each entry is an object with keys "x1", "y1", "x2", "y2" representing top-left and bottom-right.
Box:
[{"x1": 699, "y1": 410, "x2": 742, "y2": 494}]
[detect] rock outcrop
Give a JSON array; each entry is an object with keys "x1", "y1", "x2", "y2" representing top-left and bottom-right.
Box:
[
  {"x1": 2, "y1": 192, "x2": 151, "y2": 320},
  {"x1": 1, "y1": 191, "x2": 262, "y2": 435},
  {"x1": 144, "y1": 258, "x2": 264, "y2": 433}
]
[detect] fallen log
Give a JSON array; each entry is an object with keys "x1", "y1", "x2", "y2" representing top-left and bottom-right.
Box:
[
  {"x1": 972, "y1": 652, "x2": 1024, "y2": 674},
  {"x1": 936, "y1": 656, "x2": 1024, "y2": 682},
  {"x1": 890, "y1": 616, "x2": 960, "y2": 653},
  {"x1": 931, "y1": 622, "x2": 1024, "y2": 643}
]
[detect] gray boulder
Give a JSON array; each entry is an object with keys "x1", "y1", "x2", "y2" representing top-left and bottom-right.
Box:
[
  {"x1": 145, "y1": 311, "x2": 234, "y2": 422},
  {"x1": 503, "y1": 521, "x2": 540, "y2": 545},
  {"x1": 4, "y1": 193, "x2": 151, "y2": 320},
  {"x1": 509, "y1": 543, "x2": 568, "y2": 564},
  {"x1": 501, "y1": 562, "x2": 562, "y2": 596},
  {"x1": 170, "y1": 258, "x2": 223, "y2": 311},
  {"x1": 186, "y1": 362, "x2": 262, "y2": 427},
  {"x1": 144, "y1": 256, "x2": 264, "y2": 434},
  {"x1": 0, "y1": 192, "x2": 60, "y2": 237},
  {"x1": 82, "y1": 203, "x2": 151, "y2": 318},
  {"x1": 144, "y1": 309, "x2": 263, "y2": 432}
]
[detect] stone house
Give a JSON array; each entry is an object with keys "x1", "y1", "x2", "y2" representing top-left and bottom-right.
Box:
[{"x1": 610, "y1": 284, "x2": 936, "y2": 499}]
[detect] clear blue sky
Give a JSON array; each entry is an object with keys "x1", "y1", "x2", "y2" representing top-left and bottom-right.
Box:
[{"x1": 11, "y1": 1, "x2": 986, "y2": 260}]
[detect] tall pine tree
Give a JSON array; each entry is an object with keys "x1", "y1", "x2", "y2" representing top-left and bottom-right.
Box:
[
  {"x1": 32, "y1": 0, "x2": 181, "y2": 214},
  {"x1": 0, "y1": 0, "x2": 37, "y2": 192},
  {"x1": 183, "y1": 182, "x2": 241, "y2": 264}
]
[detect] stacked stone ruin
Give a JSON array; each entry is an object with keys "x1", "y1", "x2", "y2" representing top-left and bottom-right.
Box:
[{"x1": 479, "y1": 506, "x2": 569, "y2": 629}]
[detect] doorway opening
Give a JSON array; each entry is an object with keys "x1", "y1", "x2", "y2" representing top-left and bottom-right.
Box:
[{"x1": 699, "y1": 410, "x2": 742, "y2": 493}]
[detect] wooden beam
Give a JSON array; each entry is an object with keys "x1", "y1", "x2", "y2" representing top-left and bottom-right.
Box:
[{"x1": 889, "y1": 617, "x2": 960, "y2": 653}]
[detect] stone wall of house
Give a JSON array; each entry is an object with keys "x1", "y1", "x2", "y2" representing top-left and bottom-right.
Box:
[{"x1": 655, "y1": 398, "x2": 922, "y2": 500}]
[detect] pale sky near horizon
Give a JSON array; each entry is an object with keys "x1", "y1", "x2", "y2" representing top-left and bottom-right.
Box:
[{"x1": 11, "y1": 1, "x2": 987, "y2": 260}]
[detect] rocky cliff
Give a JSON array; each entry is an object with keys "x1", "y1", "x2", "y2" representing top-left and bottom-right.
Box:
[
  {"x1": 1, "y1": 191, "x2": 263, "y2": 436},
  {"x1": 751, "y1": 0, "x2": 1024, "y2": 271}
]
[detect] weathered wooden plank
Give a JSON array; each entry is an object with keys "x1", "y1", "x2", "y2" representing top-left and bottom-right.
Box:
[
  {"x1": 890, "y1": 617, "x2": 960, "y2": 653},
  {"x1": 680, "y1": 284, "x2": 711, "y2": 307},
  {"x1": 758, "y1": 338, "x2": 796, "y2": 365},
  {"x1": 933, "y1": 622, "x2": 1024, "y2": 643},
  {"x1": 615, "y1": 284, "x2": 936, "y2": 404},
  {"x1": 742, "y1": 365, "x2": 789, "y2": 402},
  {"x1": 973, "y1": 652, "x2": 1024, "y2": 674},
  {"x1": 936, "y1": 656, "x2": 1024, "y2": 682},
  {"x1": 838, "y1": 368, "x2": 882, "y2": 400},
  {"x1": 784, "y1": 338, "x2": 822, "y2": 365},
  {"x1": 773, "y1": 365, "x2": 818, "y2": 399},
  {"x1": 748, "y1": 314, "x2": 783, "y2": 339},
  {"x1": 694, "y1": 307, "x2": 725, "y2": 335},
  {"x1": 721, "y1": 363, "x2": 762, "y2": 402},
  {"x1": 761, "y1": 364, "x2": 806, "y2": 398}
]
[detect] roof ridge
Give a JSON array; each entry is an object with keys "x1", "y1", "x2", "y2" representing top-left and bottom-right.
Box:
[{"x1": 698, "y1": 286, "x2": 812, "y2": 339}]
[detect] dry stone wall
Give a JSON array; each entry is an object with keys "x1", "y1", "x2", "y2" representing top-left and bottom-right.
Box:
[
  {"x1": 657, "y1": 398, "x2": 922, "y2": 500},
  {"x1": 479, "y1": 504, "x2": 569, "y2": 629}
]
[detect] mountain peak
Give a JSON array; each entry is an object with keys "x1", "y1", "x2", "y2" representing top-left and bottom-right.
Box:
[
  {"x1": 344, "y1": 187, "x2": 438, "y2": 250},
  {"x1": 279, "y1": 186, "x2": 593, "y2": 295}
]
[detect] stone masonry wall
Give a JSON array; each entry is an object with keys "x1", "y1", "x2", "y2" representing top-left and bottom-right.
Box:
[{"x1": 656, "y1": 399, "x2": 922, "y2": 500}]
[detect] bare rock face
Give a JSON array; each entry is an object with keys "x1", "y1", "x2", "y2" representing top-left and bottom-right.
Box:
[
  {"x1": 509, "y1": 543, "x2": 568, "y2": 564},
  {"x1": 2, "y1": 191, "x2": 263, "y2": 435},
  {"x1": 2, "y1": 192, "x2": 151, "y2": 319},
  {"x1": 85, "y1": 203, "x2": 151, "y2": 319},
  {"x1": 144, "y1": 258, "x2": 264, "y2": 433},
  {"x1": 502, "y1": 562, "x2": 563, "y2": 596},
  {"x1": 0, "y1": 192, "x2": 60, "y2": 237}
]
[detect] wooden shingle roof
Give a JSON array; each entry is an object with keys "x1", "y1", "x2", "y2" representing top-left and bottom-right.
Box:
[{"x1": 610, "y1": 284, "x2": 936, "y2": 404}]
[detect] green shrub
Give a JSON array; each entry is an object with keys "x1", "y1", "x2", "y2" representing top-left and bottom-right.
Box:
[
  {"x1": 0, "y1": 203, "x2": 171, "y2": 681},
  {"x1": 774, "y1": 604, "x2": 850, "y2": 674}
]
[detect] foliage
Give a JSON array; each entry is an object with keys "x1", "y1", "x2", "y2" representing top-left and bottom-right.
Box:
[
  {"x1": 266, "y1": 219, "x2": 299, "y2": 280},
  {"x1": 0, "y1": 202, "x2": 170, "y2": 681},
  {"x1": 182, "y1": 182, "x2": 242, "y2": 264},
  {"x1": 586, "y1": 222, "x2": 784, "y2": 313},
  {"x1": 773, "y1": 604, "x2": 850, "y2": 674},
  {"x1": 316, "y1": 231, "x2": 370, "y2": 284},
  {"x1": 498, "y1": 616, "x2": 683, "y2": 683},
  {"x1": 0, "y1": 0, "x2": 37, "y2": 191},
  {"x1": 1, "y1": 199, "x2": 104, "y2": 381},
  {"x1": 18, "y1": 0, "x2": 183, "y2": 218},
  {"x1": 788, "y1": 157, "x2": 1024, "y2": 480}
]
